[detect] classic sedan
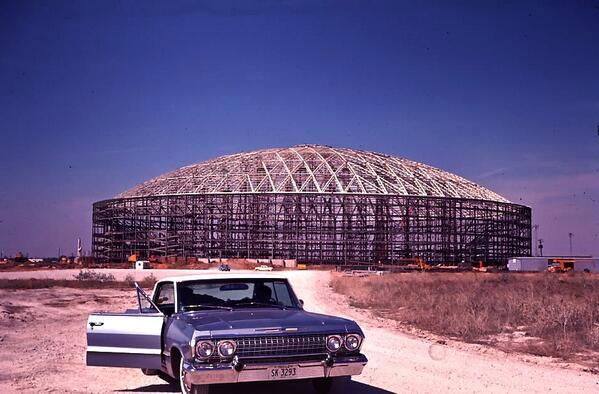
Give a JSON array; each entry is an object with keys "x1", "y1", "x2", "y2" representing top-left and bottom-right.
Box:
[{"x1": 86, "y1": 273, "x2": 368, "y2": 394}]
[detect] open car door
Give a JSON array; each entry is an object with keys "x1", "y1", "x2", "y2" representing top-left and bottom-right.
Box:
[{"x1": 86, "y1": 283, "x2": 164, "y2": 369}]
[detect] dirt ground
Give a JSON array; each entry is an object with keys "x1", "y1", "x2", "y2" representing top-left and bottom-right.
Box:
[{"x1": 0, "y1": 269, "x2": 597, "y2": 393}]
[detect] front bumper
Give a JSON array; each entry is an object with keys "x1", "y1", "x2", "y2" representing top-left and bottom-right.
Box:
[{"x1": 183, "y1": 354, "x2": 367, "y2": 386}]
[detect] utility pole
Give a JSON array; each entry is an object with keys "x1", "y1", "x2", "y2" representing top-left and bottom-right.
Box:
[
  {"x1": 533, "y1": 224, "x2": 539, "y2": 256},
  {"x1": 568, "y1": 232, "x2": 574, "y2": 256},
  {"x1": 538, "y1": 239, "x2": 544, "y2": 257}
]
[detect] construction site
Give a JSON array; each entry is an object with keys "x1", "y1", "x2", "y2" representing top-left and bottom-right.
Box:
[{"x1": 91, "y1": 145, "x2": 532, "y2": 266}]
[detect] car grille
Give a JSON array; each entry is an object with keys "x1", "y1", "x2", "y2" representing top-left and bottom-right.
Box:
[
  {"x1": 235, "y1": 335, "x2": 327, "y2": 358},
  {"x1": 242, "y1": 355, "x2": 326, "y2": 365}
]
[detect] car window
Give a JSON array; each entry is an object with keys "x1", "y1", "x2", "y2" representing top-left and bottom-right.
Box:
[
  {"x1": 155, "y1": 283, "x2": 175, "y2": 306},
  {"x1": 178, "y1": 279, "x2": 298, "y2": 310},
  {"x1": 273, "y1": 281, "x2": 293, "y2": 306},
  {"x1": 135, "y1": 284, "x2": 161, "y2": 314},
  {"x1": 190, "y1": 282, "x2": 255, "y2": 300}
]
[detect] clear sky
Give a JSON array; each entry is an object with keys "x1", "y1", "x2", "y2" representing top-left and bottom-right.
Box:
[{"x1": 1, "y1": 0, "x2": 598, "y2": 258}]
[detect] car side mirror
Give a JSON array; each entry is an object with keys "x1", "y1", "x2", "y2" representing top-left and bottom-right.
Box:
[{"x1": 299, "y1": 299, "x2": 304, "y2": 307}]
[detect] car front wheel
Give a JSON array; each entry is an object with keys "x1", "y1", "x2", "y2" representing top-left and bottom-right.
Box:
[{"x1": 179, "y1": 358, "x2": 209, "y2": 394}]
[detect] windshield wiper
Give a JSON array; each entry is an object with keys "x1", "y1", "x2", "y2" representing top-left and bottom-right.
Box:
[
  {"x1": 233, "y1": 301, "x2": 287, "y2": 310},
  {"x1": 182, "y1": 304, "x2": 232, "y2": 311}
]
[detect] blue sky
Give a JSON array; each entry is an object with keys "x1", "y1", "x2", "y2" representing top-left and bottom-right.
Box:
[{"x1": 1, "y1": 0, "x2": 598, "y2": 257}]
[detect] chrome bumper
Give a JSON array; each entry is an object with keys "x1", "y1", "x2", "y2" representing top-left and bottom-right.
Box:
[{"x1": 183, "y1": 354, "x2": 367, "y2": 386}]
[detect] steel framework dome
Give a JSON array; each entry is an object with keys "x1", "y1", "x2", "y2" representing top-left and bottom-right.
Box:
[
  {"x1": 93, "y1": 145, "x2": 531, "y2": 265},
  {"x1": 118, "y1": 144, "x2": 509, "y2": 202}
]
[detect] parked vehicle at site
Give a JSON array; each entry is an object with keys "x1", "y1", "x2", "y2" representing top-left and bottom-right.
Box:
[
  {"x1": 86, "y1": 274, "x2": 367, "y2": 394},
  {"x1": 218, "y1": 264, "x2": 230, "y2": 271},
  {"x1": 254, "y1": 264, "x2": 273, "y2": 271}
]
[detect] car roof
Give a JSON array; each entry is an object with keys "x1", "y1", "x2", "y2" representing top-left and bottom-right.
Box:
[{"x1": 157, "y1": 272, "x2": 288, "y2": 284}]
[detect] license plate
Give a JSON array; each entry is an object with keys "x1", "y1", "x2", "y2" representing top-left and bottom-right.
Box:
[{"x1": 268, "y1": 365, "x2": 298, "y2": 380}]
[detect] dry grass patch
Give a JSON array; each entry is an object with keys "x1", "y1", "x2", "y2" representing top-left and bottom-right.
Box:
[
  {"x1": 332, "y1": 272, "x2": 599, "y2": 363},
  {"x1": 0, "y1": 272, "x2": 157, "y2": 291},
  {"x1": 0, "y1": 278, "x2": 131, "y2": 290}
]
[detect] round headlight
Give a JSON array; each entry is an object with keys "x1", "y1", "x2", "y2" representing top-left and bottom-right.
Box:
[
  {"x1": 344, "y1": 334, "x2": 362, "y2": 351},
  {"x1": 195, "y1": 340, "x2": 215, "y2": 359},
  {"x1": 217, "y1": 340, "x2": 237, "y2": 358},
  {"x1": 326, "y1": 335, "x2": 343, "y2": 352}
]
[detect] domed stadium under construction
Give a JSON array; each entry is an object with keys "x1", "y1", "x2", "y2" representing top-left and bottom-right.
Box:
[{"x1": 92, "y1": 145, "x2": 531, "y2": 264}]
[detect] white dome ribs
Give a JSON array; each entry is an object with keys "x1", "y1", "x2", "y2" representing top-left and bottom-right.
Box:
[{"x1": 118, "y1": 144, "x2": 509, "y2": 203}]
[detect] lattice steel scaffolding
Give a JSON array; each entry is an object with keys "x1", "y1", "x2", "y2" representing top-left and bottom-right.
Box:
[{"x1": 92, "y1": 193, "x2": 531, "y2": 264}]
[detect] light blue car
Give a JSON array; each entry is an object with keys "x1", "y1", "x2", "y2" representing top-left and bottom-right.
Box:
[{"x1": 86, "y1": 274, "x2": 368, "y2": 394}]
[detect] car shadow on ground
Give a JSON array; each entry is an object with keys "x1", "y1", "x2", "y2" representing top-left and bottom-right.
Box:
[{"x1": 119, "y1": 378, "x2": 392, "y2": 393}]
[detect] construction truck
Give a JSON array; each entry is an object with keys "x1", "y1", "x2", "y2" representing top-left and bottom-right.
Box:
[
  {"x1": 417, "y1": 258, "x2": 432, "y2": 271},
  {"x1": 472, "y1": 261, "x2": 489, "y2": 272},
  {"x1": 400, "y1": 257, "x2": 431, "y2": 271},
  {"x1": 547, "y1": 258, "x2": 574, "y2": 273}
]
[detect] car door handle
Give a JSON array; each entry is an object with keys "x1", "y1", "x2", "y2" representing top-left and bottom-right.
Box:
[{"x1": 89, "y1": 321, "x2": 104, "y2": 329}]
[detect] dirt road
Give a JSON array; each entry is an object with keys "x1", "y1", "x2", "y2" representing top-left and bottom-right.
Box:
[{"x1": 0, "y1": 269, "x2": 597, "y2": 393}]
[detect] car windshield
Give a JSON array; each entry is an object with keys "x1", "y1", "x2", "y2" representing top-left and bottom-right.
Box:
[{"x1": 177, "y1": 279, "x2": 299, "y2": 311}]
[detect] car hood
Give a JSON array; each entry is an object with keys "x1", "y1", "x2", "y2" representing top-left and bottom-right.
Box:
[{"x1": 179, "y1": 308, "x2": 362, "y2": 337}]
